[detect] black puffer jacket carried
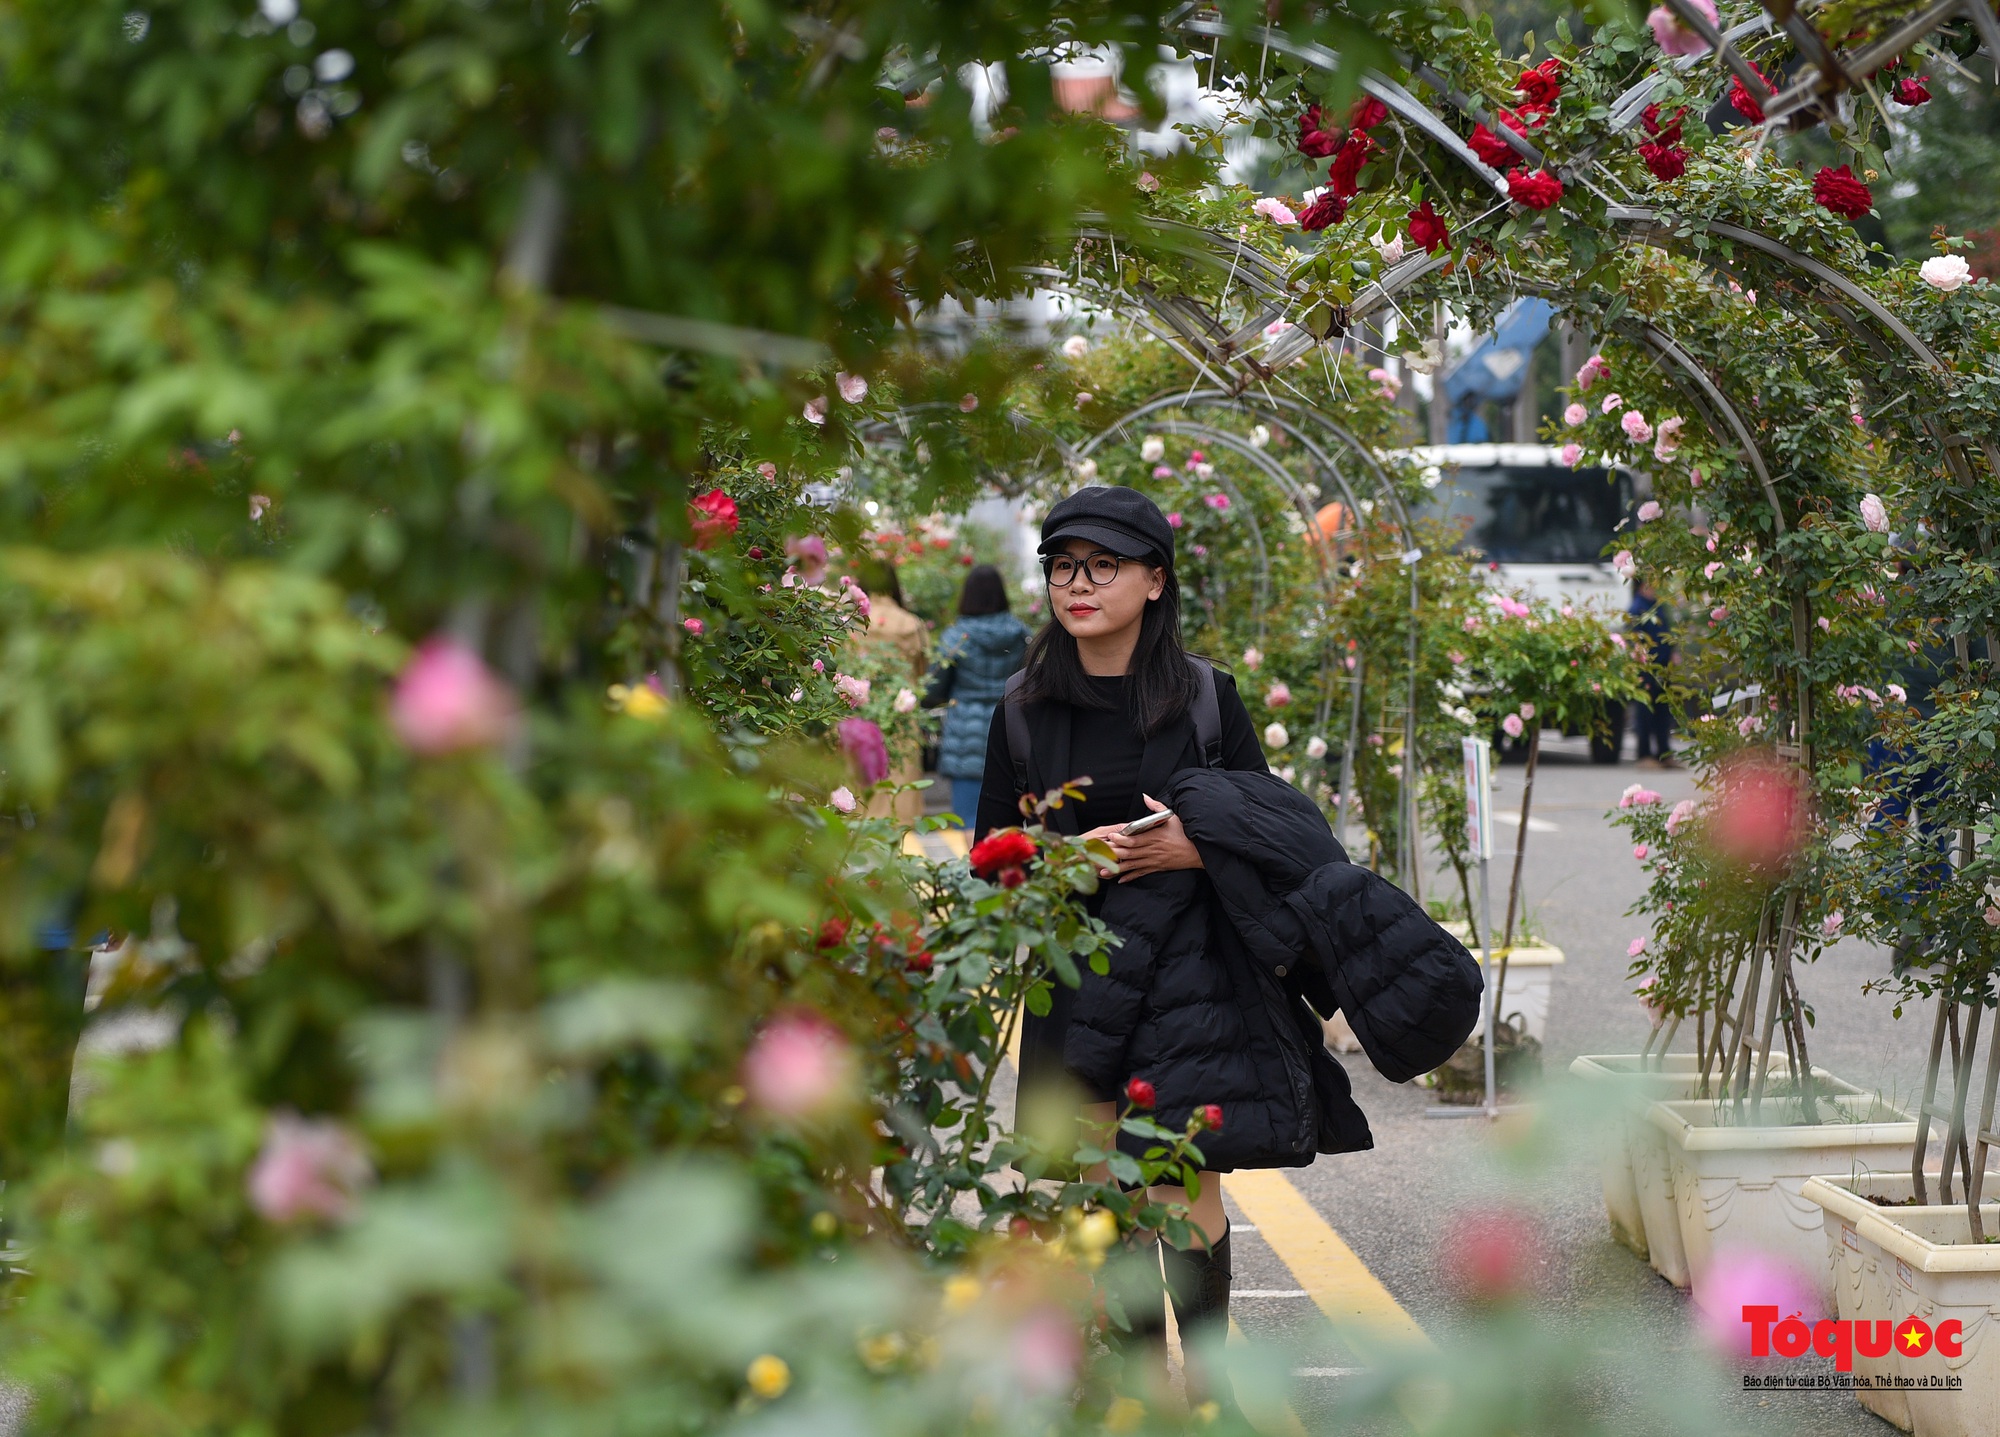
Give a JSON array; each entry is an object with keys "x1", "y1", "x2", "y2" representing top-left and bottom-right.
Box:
[{"x1": 1067, "y1": 768, "x2": 1482, "y2": 1170}]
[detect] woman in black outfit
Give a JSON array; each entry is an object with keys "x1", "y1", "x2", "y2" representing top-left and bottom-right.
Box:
[{"x1": 974, "y1": 485, "x2": 1268, "y2": 1390}]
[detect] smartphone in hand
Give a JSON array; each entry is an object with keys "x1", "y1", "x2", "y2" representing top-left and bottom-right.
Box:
[{"x1": 1120, "y1": 808, "x2": 1176, "y2": 837}]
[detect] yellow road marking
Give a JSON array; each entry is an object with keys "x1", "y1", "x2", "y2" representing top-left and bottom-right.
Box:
[{"x1": 1224, "y1": 1169, "x2": 1430, "y2": 1350}]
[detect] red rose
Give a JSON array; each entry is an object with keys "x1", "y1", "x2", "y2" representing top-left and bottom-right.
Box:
[
  {"x1": 1506, "y1": 168, "x2": 1563, "y2": 209},
  {"x1": 816, "y1": 918, "x2": 850, "y2": 950},
  {"x1": 1639, "y1": 142, "x2": 1687, "y2": 181},
  {"x1": 1516, "y1": 59, "x2": 1563, "y2": 110},
  {"x1": 1348, "y1": 95, "x2": 1389, "y2": 132},
  {"x1": 1297, "y1": 105, "x2": 1341, "y2": 159},
  {"x1": 747, "y1": 545, "x2": 765, "y2": 560},
  {"x1": 1641, "y1": 103, "x2": 1685, "y2": 145},
  {"x1": 1196, "y1": 1103, "x2": 1225, "y2": 1131},
  {"x1": 1728, "y1": 68, "x2": 1769, "y2": 123},
  {"x1": 689, "y1": 489, "x2": 740, "y2": 550},
  {"x1": 1407, "y1": 200, "x2": 1451, "y2": 254},
  {"x1": 1812, "y1": 164, "x2": 1873, "y2": 220},
  {"x1": 1298, "y1": 191, "x2": 1348, "y2": 232},
  {"x1": 968, "y1": 829, "x2": 1038, "y2": 884},
  {"x1": 1467, "y1": 123, "x2": 1516, "y2": 168},
  {"x1": 1326, "y1": 132, "x2": 1374, "y2": 198},
  {"x1": 1893, "y1": 76, "x2": 1930, "y2": 106},
  {"x1": 1125, "y1": 1077, "x2": 1156, "y2": 1109},
  {"x1": 907, "y1": 951, "x2": 933, "y2": 973}
]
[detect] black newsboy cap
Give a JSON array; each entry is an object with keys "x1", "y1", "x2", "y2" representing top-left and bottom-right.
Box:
[{"x1": 1038, "y1": 486, "x2": 1176, "y2": 568}]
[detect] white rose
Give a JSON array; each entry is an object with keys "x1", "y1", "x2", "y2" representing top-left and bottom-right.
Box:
[
  {"x1": 893, "y1": 688, "x2": 918, "y2": 713},
  {"x1": 1306, "y1": 735, "x2": 1329, "y2": 759},
  {"x1": 1074, "y1": 458, "x2": 1098, "y2": 482},
  {"x1": 1062, "y1": 334, "x2": 1090, "y2": 357},
  {"x1": 1919, "y1": 255, "x2": 1972, "y2": 293},
  {"x1": 1249, "y1": 424, "x2": 1271, "y2": 448},
  {"x1": 1263, "y1": 721, "x2": 1290, "y2": 749},
  {"x1": 1140, "y1": 436, "x2": 1165, "y2": 463}
]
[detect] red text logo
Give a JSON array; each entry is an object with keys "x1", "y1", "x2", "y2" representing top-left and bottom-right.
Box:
[{"x1": 1743, "y1": 1307, "x2": 1962, "y2": 1372}]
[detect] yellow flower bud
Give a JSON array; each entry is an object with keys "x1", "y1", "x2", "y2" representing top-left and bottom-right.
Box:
[
  {"x1": 943, "y1": 1274, "x2": 983, "y2": 1312},
  {"x1": 746, "y1": 1354, "x2": 790, "y2": 1399},
  {"x1": 1076, "y1": 1210, "x2": 1119, "y2": 1253},
  {"x1": 1105, "y1": 1396, "x2": 1147, "y2": 1432}
]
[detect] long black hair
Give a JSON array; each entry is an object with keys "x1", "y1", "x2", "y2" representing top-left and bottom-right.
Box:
[
  {"x1": 958, "y1": 564, "x2": 1010, "y2": 617},
  {"x1": 1016, "y1": 550, "x2": 1204, "y2": 736}
]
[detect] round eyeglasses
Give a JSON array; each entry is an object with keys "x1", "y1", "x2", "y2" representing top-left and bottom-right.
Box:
[{"x1": 1043, "y1": 552, "x2": 1126, "y2": 588}]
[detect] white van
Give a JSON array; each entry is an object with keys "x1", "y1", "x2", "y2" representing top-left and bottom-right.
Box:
[{"x1": 1398, "y1": 443, "x2": 1638, "y2": 613}]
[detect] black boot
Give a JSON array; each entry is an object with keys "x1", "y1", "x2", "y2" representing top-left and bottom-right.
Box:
[{"x1": 1163, "y1": 1226, "x2": 1235, "y2": 1411}]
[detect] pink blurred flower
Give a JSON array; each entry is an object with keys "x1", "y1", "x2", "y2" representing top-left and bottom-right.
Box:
[
  {"x1": 1634, "y1": 844, "x2": 1649, "y2": 860},
  {"x1": 833, "y1": 673, "x2": 872, "y2": 708},
  {"x1": 1253, "y1": 196, "x2": 1298, "y2": 225},
  {"x1": 1690, "y1": 466, "x2": 1703, "y2": 487},
  {"x1": 1622, "y1": 411, "x2": 1655, "y2": 443},
  {"x1": 1860, "y1": 493, "x2": 1889, "y2": 533},
  {"x1": 1437, "y1": 1207, "x2": 1542, "y2": 1306},
  {"x1": 959, "y1": 394, "x2": 979, "y2": 412},
  {"x1": 1653, "y1": 416, "x2": 1685, "y2": 460},
  {"x1": 1575, "y1": 353, "x2": 1609, "y2": 390},
  {"x1": 742, "y1": 1010, "x2": 857, "y2": 1119},
  {"x1": 1737, "y1": 714, "x2": 1764, "y2": 737},
  {"x1": 1822, "y1": 910, "x2": 1844, "y2": 939},
  {"x1": 1887, "y1": 683, "x2": 1907, "y2": 703},
  {"x1": 1710, "y1": 606, "x2": 1728, "y2": 622},
  {"x1": 1203, "y1": 493, "x2": 1231, "y2": 511},
  {"x1": 1166, "y1": 511, "x2": 1184, "y2": 527},
  {"x1": 1242, "y1": 646, "x2": 1264, "y2": 671},
  {"x1": 757, "y1": 461, "x2": 778, "y2": 480},
  {"x1": 837, "y1": 717, "x2": 889, "y2": 785},
  {"x1": 829, "y1": 786, "x2": 856, "y2": 813},
  {"x1": 1011, "y1": 1306, "x2": 1083, "y2": 1396},
  {"x1": 1612, "y1": 549, "x2": 1635, "y2": 578},
  {"x1": 836, "y1": 372, "x2": 869, "y2": 403},
  {"x1": 1620, "y1": 784, "x2": 1662, "y2": 807},
  {"x1": 1600, "y1": 392, "x2": 1623, "y2": 414},
  {"x1": 1628, "y1": 936, "x2": 1648, "y2": 957},
  {"x1": 1647, "y1": 0, "x2": 1716, "y2": 56},
  {"x1": 785, "y1": 535, "x2": 829, "y2": 586},
  {"x1": 1519, "y1": 702, "x2": 1535, "y2": 720},
  {"x1": 1709, "y1": 753, "x2": 1811, "y2": 873},
  {"x1": 1559, "y1": 442, "x2": 1584, "y2": 467},
  {"x1": 249, "y1": 494, "x2": 272, "y2": 521},
  {"x1": 893, "y1": 687, "x2": 918, "y2": 714},
  {"x1": 1637, "y1": 500, "x2": 1662, "y2": 522},
  {"x1": 1501, "y1": 713, "x2": 1525, "y2": 738},
  {"x1": 803, "y1": 396, "x2": 828, "y2": 425},
  {"x1": 1266, "y1": 681, "x2": 1293, "y2": 708},
  {"x1": 247, "y1": 1113, "x2": 371, "y2": 1223},
  {"x1": 1666, "y1": 798, "x2": 1696, "y2": 835},
  {"x1": 1562, "y1": 402, "x2": 1586, "y2": 426},
  {"x1": 1696, "y1": 1245, "x2": 1818, "y2": 1354},
  {"x1": 1153, "y1": 465, "x2": 1175, "y2": 479},
  {"x1": 1638, "y1": 973, "x2": 1664, "y2": 1018},
  {"x1": 390, "y1": 638, "x2": 516, "y2": 755},
  {"x1": 683, "y1": 617, "x2": 705, "y2": 637}
]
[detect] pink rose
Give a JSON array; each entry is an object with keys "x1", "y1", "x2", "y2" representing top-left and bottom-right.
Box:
[
  {"x1": 1646, "y1": 0, "x2": 1716, "y2": 56},
  {"x1": 828, "y1": 786, "x2": 856, "y2": 813},
  {"x1": 1166, "y1": 511, "x2": 1184, "y2": 527},
  {"x1": 1637, "y1": 500, "x2": 1662, "y2": 522},
  {"x1": 683, "y1": 617, "x2": 704, "y2": 637},
  {"x1": 1822, "y1": 910, "x2": 1844, "y2": 939},
  {"x1": 1612, "y1": 549, "x2": 1634, "y2": 578},
  {"x1": 390, "y1": 638, "x2": 516, "y2": 755},
  {"x1": 1627, "y1": 937, "x2": 1647, "y2": 957},
  {"x1": 1241, "y1": 646, "x2": 1263, "y2": 670},
  {"x1": 1633, "y1": 844, "x2": 1649, "y2": 860},
  {"x1": 1563, "y1": 403, "x2": 1587, "y2": 426},
  {"x1": 247, "y1": 1113, "x2": 371, "y2": 1223},
  {"x1": 1518, "y1": 702, "x2": 1535, "y2": 720},
  {"x1": 835, "y1": 372, "x2": 869, "y2": 403},
  {"x1": 742, "y1": 1010, "x2": 857, "y2": 1119},
  {"x1": 1575, "y1": 353, "x2": 1609, "y2": 390},
  {"x1": 1265, "y1": 681, "x2": 1292, "y2": 708},
  {"x1": 958, "y1": 394, "x2": 979, "y2": 412},
  {"x1": 1011, "y1": 1307, "x2": 1082, "y2": 1396},
  {"x1": 833, "y1": 673, "x2": 871, "y2": 708},
  {"x1": 1696, "y1": 1247, "x2": 1818, "y2": 1354},
  {"x1": 1559, "y1": 442, "x2": 1583, "y2": 467},
  {"x1": 837, "y1": 716, "x2": 889, "y2": 785},
  {"x1": 1204, "y1": 493, "x2": 1231, "y2": 511},
  {"x1": 1652, "y1": 416, "x2": 1685, "y2": 460},
  {"x1": 1860, "y1": 493, "x2": 1889, "y2": 533},
  {"x1": 1621, "y1": 411, "x2": 1654, "y2": 443},
  {"x1": 1666, "y1": 798, "x2": 1696, "y2": 835},
  {"x1": 1600, "y1": 392, "x2": 1623, "y2": 414},
  {"x1": 1154, "y1": 466, "x2": 1175, "y2": 480},
  {"x1": 1501, "y1": 713, "x2": 1525, "y2": 738},
  {"x1": 803, "y1": 396, "x2": 828, "y2": 425},
  {"x1": 785, "y1": 534, "x2": 829, "y2": 585},
  {"x1": 1252, "y1": 196, "x2": 1298, "y2": 226}
]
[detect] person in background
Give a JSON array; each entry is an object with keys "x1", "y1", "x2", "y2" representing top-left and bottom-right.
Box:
[
  {"x1": 923, "y1": 564, "x2": 1030, "y2": 824},
  {"x1": 849, "y1": 559, "x2": 929, "y2": 823},
  {"x1": 1627, "y1": 573, "x2": 1678, "y2": 769}
]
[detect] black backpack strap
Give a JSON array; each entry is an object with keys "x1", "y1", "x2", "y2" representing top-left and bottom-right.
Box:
[
  {"x1": 1188, "y1": 656, "x2": 1222, "y2": 769},
  {"x1": 1003, "y1": 669, "x2": 1030, "y2": 794}
]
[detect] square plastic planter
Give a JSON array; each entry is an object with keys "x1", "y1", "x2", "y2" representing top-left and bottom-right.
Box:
[
  {"x1": 1570, "y1": 1054, "x2": 1829, "y2": 1289},
  {"x1": 1648, "y1": 1085, "x2": 1913, "y2": 1309},
  {"x1": 1802, "y1": 1173, "x2": 2000, "y2": 1434}
]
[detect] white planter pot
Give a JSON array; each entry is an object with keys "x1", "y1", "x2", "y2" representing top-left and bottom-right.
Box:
[
  {"x1": 1570, "y1": 1054, "x2": 1822, "y2": 1289},
  {"x1": 1648, "y1": 1083, "x2": 1913, "y2": 1309},
  {"x1": 1443, "y1": 923, "x2": 1562, "y2": 1043},
  {"x1": 1802, "y1": 1173, "x2": 2000, "y2": 1434}
]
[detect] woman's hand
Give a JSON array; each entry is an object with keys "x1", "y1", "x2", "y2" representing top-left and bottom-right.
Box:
[{"x1": 1105, "y1": 795, "x2": 1204, "y2": 882}]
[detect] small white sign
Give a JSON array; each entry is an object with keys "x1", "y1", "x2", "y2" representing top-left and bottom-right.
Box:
[{"x1": 1462, "y1": 736, "x2": 1494, "y2": 862}]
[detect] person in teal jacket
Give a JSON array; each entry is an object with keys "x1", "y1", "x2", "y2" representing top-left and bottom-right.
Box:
[{"x1": 923, "y1": 565, "x2": 1030, "y2": 824}]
